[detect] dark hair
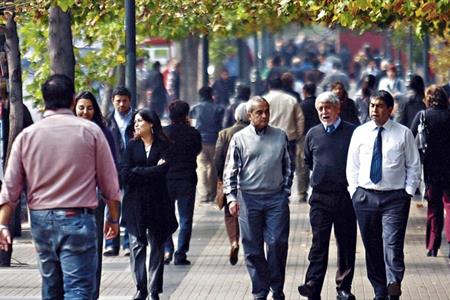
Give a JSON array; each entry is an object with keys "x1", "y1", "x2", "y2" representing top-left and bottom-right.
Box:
[
  {"x1": 281, "y1": 72, "x2": 295, "y2": 89},
  {"x1": 41, "y1": 74, "x2": 74, "y2": 110},
  {"x1": 168, "y1": 100, "x2": 190, "y2": 124},
  {"x1": 134, "y1": 108, "x2": 169, "y2": 142},
  {"x1": 111, "y1": 86, "x2": 131, "y2": 100},
  {"x1": 331, "y1": 81, "x2": 348, "y2": 99},
  {"x1": 361, "y1": 75, "x2": 376, "y2": 98},
  {"x1": 272, "y1": 55, "x2": 282, "y2": 66},
  {"x1": 236, "y1": 84, "x2": 251, "y2": 101},
  {"x1": 425, "y1": 85, "x2": 448, "y2": 108},
  {"x1": 74, "y1": 91, "x2": 106, "y2": 128},
  {"x1": 268, "y1": 76, "x2": 283, "y2": 90},
  {"x1": 407, "y1": 74, "x2": 425, "y2": 98},
  {"x1": 303, "y1": 82, "x2": 316, "y2": 97},
  {"x1": 152, "y1": 61, "x2": 161, "y2": 70},
  {"x1": 372, "y1": 90, "x2": 394, "y2": 108},
  {"x1": 198, "y1": 86, "x2": 213, "y2": 101}
]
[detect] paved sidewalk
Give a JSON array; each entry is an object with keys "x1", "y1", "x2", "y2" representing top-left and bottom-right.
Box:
[{"x1": 0, "y1": 198, "x2": 449, "y2": 299}]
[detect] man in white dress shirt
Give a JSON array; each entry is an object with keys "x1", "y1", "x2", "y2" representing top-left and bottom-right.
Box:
[{"x1": 346, "y1": 90, "x2": 421, "y2": 300}]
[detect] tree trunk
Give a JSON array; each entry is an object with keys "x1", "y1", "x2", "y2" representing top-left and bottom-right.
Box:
[
  {"x1": 101, "y1": 67, "x2": 117, "y2": 116},
  {"x1": 4, "y1": 11, "x2": 23, "y2": 166},
  {"x1": 180, "y1": 34, "x2": 200, "y2": 105},
  {"x1": 48, "y1": 6, "x2": 75, "y2": 80}
]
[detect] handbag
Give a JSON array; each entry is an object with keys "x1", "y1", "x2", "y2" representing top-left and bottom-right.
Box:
[
  {"x1": 416, "y1": 110, "x2": 429, "y2": 161},
  {"x1": 215, "y1": 180, "x2": 225, "y2": 210}
]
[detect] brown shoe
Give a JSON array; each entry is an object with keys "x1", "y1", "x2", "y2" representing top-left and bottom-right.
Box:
[{"x1": 229, "y1": 244, "x2": 239, "y2": 265}]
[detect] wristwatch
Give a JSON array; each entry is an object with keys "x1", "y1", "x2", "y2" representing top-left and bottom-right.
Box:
[{"x1": 106, "y1": 216, "x2": 119, "y2": 224}]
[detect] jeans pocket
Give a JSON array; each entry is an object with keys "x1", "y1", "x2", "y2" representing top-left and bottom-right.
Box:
[{"x1": 61, "y1": 216, "x2": 97, "y2": 253}]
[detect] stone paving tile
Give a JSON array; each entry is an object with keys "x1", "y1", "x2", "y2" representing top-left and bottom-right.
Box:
[{"x1": 1, "y1": 200, "x2": 450, "y2": 299}]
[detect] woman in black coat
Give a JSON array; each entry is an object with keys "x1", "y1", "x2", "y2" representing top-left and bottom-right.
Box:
[
  {"x1": 410, "y1": 85, "x2": 450, "y2": 258},
  {"x1": 120, "y1": 108, "x2": 178, "y2": 300},
  {"x1": 74, "y1": 91, "x2": 117, "y2": 300},
  {"x1": 331, "y1": 81, "x2": 360, "y2": 126}
]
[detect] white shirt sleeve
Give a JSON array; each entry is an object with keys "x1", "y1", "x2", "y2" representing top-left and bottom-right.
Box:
[{"x1": 346, "y1": 129, "x2": 360, "y2": 197}]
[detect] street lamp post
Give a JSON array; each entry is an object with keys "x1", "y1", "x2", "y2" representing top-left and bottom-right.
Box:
[{"x1": 125, "y1": 0, "x2": 137, "y2": 109}]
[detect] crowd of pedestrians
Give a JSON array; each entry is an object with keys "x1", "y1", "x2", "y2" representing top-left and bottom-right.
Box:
[{"x1": 0, "y1": 36, "x2": 449, "y2": 300}]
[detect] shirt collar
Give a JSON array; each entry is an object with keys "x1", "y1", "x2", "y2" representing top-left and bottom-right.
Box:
[
  {"x1": 370, "y1": 118, "x2": 393, "y2": 131},
  {"x1": 43, "y1": 108, "x2": 74, "y2": 118},
  {"x1": 115, "y1": 109, "x2": 133, "y2": 120},
  {"x1": 249, "y1": 124, "x2": 268, "y2": 135},
  {"x1": 322, "y1": 117, "x2": 341, "y2": 130}
]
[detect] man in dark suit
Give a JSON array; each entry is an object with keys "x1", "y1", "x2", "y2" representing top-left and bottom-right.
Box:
[
  {"x1": 104, "y1": 86, "x2": 134, "y2": 256},
  {"x1": 298, "y1": 92, "x2": 357, "y2": 300}
]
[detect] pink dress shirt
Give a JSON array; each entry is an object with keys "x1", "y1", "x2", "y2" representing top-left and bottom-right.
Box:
[{"x1": 0, "y1": 109, "x2": 120, "y2": 210}]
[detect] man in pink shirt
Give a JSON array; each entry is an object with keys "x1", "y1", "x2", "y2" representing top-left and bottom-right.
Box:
[{"x1": 0, "y1": 74, "x2": 121, "y2": 299}]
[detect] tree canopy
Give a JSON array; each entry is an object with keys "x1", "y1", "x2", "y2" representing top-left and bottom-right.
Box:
[{"x1": 0, "y1": 0, "x2": 448, "y2": 105}]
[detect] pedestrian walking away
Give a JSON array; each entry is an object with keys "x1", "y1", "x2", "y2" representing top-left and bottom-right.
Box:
[
  {"x1": 410, "y1": 85, "x2": 450, "y2": 258},
  {"x1": 163, "y1": 100, "x2": 202, "y2": 266},
  {"x1": 0, "y1": 74, "x2": 121, "y2": 299}
]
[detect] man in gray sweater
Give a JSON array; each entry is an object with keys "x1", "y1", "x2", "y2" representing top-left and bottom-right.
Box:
[{"x1": 223, "y1": 96, "x2": 293, "y2": 300}]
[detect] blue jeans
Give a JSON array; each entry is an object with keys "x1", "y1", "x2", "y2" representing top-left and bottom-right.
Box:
[
  {"x1": 239, "y1": 190, "x2": 290, "y2": 299},
  {"x1": 164, "y1": 195, "x2": 195, "y2": 259},
  {"x1": 30, "y1": 209, "x2": 98, "y2": 300}
]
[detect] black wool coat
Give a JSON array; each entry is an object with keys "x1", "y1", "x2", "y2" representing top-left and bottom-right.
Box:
[{"x1": 120, "y1": 138, "x2": 178, "y2": 242}]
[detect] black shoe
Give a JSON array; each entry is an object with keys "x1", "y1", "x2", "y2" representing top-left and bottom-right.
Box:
[
  {"x1": 387, "y1": 297, "x2": 399, "y2": 300},
  {"x1": 148, "y1": 292, "x2": 159, "y2": 300},
  {"x1": 373, "y1": 297, "x2": 387, "y2": 300},
  {"x1": 298, "y1": 284, "x2": 314, "y2": 298},
  {"x1": 427, "y1": 249, "x2": 438, "y2": 257},
  {"x1": 132, "y1": 290, "x2": 148, "y2": 300},
  {"x1": 174, "y1": 257, "x2": 191, "y2": 265},
  {"x1": 337, "y1": 290, "x2": 356, "y2": 300},
  {"x1": 229, "y1": 244, "x2": 239, "y2": 265},
  {"x1": 103, "y1": 246, "x2": 119, "y2": 257},
  {"x1": 387, "y1": 282, "x2": 401, "y2": 297},
  {"x1": 164, "y1": 252, "x2": 173, "y2": 265}
]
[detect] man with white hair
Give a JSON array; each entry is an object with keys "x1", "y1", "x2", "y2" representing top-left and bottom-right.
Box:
[
  {"x1": 214, "y1": 103, "x2": 250, "y2": 266},
  {"x1": 298, "y1": 91, "x2": 357, "y2": 300},
  {"x1": 223, "y1": 96, "x2": 293, "y2": 300}
]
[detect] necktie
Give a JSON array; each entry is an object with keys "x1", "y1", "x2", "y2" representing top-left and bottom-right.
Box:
[
  {"x1": 326, "y1": 125, "x2": 334, "y2": 133},
  {"x1": 370, "y1": 127, "x2": 384, "y2": 184}
]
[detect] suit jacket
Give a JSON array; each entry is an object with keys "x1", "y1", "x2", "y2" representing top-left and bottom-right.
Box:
[
  {"x1": 106, "y1": 110, "x2": 134, "y2": 166},
  {"x1": 214, "y1": 121, "x2": 248, "y2": 181},
  {"x1": 120, "y1": 138, "x2": 178, "y2": 242}
]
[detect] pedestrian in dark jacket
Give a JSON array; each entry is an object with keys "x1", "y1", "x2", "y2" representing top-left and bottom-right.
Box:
[
  {"x1": 222, "y1": 84, "x2": 251, "y2": 128},
  {"x1": 396, "y1": 74, "x2": 426, "y2": 128},
  {"x1": 214, "y1": 103, "x2": 249, "y2": 266},
  {"x1": 410, "y1": 85, "x2": 450, "y2": 258},
  {"x1": 121, "y1": 108, "x2": 178, "y2": 300},
  {"x1": 74, "y1": 91, "x2": 117, "y2": 300},
  {"x1": 190, "y1": 87, "x2": 224, "y2": 203},
  {"x1": 331, "y1": 81, "x2": 360, "y2": 126},
  {"x1": 163, "y1": 100, "x2": 202, "y2": 266}
]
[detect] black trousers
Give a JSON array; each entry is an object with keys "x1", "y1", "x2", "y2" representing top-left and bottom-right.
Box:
[
  {"x1": 303, "y1": 191, "x2": 357, "y2": 298},
  {"x1": 129, "y1": 230, "x2": 164, "y2": 296}
]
